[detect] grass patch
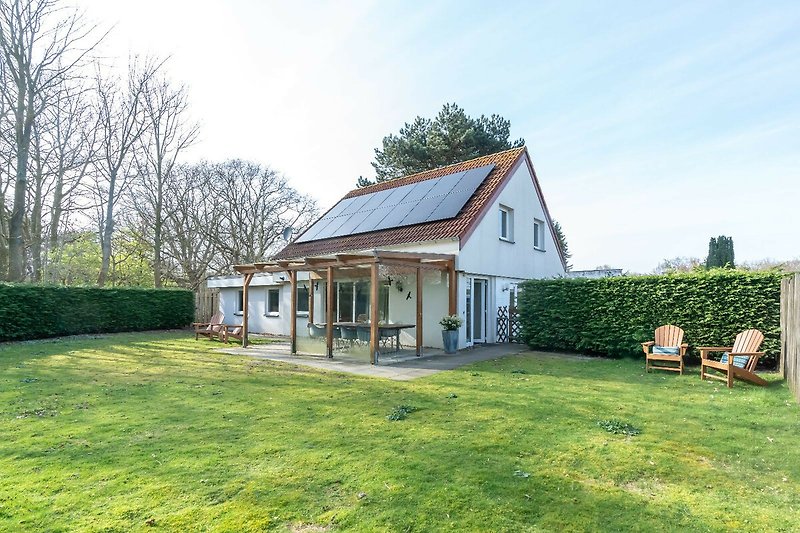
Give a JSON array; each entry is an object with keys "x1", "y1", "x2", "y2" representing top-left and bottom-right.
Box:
[
  {"x1": 597, "y1": 418, "x2": 642, "y2": 436},
  {"x1": 1, "y1": 332, "x2": 799, "y2": 531}
]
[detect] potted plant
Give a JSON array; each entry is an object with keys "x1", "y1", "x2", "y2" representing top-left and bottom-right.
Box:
[{"x1": 439, "y1": 314, "x2": 463, "y2": 354}]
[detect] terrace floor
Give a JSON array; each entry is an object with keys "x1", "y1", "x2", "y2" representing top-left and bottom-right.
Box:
[{"x1": 219, "y1": 340, "x2": 527, "y2": 380}]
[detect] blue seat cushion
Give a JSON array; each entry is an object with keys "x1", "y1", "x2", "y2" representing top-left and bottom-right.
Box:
[
  {"x1": 720, "y1": 352, "x2": 749, "y2": 368},
  {"x1": 652, "y1": 346, "x2": 680, "y2": 355}
]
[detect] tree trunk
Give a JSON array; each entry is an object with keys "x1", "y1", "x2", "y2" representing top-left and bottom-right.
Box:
[
  {"x1": 30, "y1": 177, "x2": 43, "y2": 282},
  {"x1": 8, "y1": 142, "x2": 29, "y2": 281},
  {"x1": 0, "y1": 192, "x2": 8, "y2": 278},
  {"x1": 47, "y1": 169, "x2": 65, "y2": 281},
  {"x1": 97, "y1": 171, "x2": 116, "y2": 287},
  {"x1": 153, "y1": 183, "x2": 163, "y2": 288}
]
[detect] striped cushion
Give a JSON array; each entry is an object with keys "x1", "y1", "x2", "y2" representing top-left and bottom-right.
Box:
[
  {"x1": 720, "y1": 352, "x2": 749, "y2": 368},
  {"x1": 652, "y1": 346, "x2": 680, "y2": 355}
]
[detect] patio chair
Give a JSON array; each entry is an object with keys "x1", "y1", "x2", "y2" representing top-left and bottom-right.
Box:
[
  {"x1": 221, "y1": 324, "x2": 243, "y2": 344},
  {"x1": 699, "y1": 329, "x2": 767, "y2": 388},
  {"x1": 194, "y1": 312, "x2": 225, "y2": 341},
  {"x1": 308, "y1": 323, "x2": 326, "y2": 341},
  {"x1": 642, "y1": 324, "x2": 688, "y2": 374},
  {"x1": 340, "y1": 326, "x2": 358, "y2": 347},
  {"x1": 356, "y1": 327, "x2": 370, "y2": 345},
  {"x1": 309, "y1": 323, "x2": 344, "y2": 350}
]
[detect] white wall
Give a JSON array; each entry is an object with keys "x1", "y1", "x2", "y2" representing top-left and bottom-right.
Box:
[
  {"x1": 385, "y1": 270, "x2": 450, "y2": 348},
  {"x1": 217, "y1": 284, "x2": 311, "y2": 337},
  {"x1": 458, "y1": 161, "x2": 565, "y2": 280}
]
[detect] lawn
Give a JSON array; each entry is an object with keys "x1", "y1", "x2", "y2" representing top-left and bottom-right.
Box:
[{"x1": 1, "y1": 332, "x2": 799, "y2": 532}]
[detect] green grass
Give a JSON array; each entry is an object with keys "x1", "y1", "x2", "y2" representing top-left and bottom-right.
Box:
[{"x1": 1, "y1": 332, "x2": 799, "y2": 532}]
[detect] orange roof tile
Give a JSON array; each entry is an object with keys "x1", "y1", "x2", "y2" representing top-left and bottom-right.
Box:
[{"x1": 273, "y1": 147, "x2": 527, "y2": 260}]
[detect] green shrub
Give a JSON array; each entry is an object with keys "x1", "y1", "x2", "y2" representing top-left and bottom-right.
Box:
[
  {"x1": 0, "y1": 284, "x2": 194, "y2": 341},
  {"x1": 518, "y1": 270, "x2": 783, "y2": 368}
]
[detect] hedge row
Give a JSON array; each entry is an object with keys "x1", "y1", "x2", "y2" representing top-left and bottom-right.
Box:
[
  {"x1": 518, "y1": 270, "x2": 783, "y2": 368},
  {"x1": 0, "y1": 284, "x2": 194, "y2": 342}
]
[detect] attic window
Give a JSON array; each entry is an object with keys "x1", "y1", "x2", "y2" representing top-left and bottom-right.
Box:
[{"x1": 499, "y1": 205, "x2": 514, "y2": 242}]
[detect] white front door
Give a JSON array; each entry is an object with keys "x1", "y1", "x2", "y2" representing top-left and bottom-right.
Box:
[{"x1": 468, "y1": 278, "x2": 488, "y2": 344}]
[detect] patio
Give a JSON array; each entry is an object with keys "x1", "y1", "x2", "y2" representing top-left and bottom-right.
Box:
[{"x1": 219, "y1": 340, "x2": 526, "y2": 380}]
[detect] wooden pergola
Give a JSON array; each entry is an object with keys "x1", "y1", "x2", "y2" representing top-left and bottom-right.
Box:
[{"x1": 233, "y1": 250, "x2": 457, "y2": 364}]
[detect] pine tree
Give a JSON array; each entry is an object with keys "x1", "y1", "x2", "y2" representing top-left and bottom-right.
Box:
[
  {"x1": 552, "y1": 220, "x2": 572, "y2": 271},
  {"x1": 358, "y1": 103, "x2": 524, "y2": 186}
]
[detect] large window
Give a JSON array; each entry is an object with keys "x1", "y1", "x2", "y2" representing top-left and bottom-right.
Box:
[
  {"x1": 329, "y1": 281, "x2": 389, "y2": 322},
  {"x1": 266, "y1": 288, "x2": 280, "y2": 316},
  {"x1": 533, "y1": 218, "x2": 545, "y2": 251},
  {"x1": 499, "y1": 205, "x2": 514, "y2": 241}
]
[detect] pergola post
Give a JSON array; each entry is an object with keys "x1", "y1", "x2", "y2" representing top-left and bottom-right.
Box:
[
  {"x1": 308, "y1": 278, "x2": 315, "y2": 325},
  {"x1": 242, "y1": 272, "x2": 254, "y2": 347},
  {"x1": 448, "y1": 260, "x2": 457, "y2": 316},
  {"x1": 326, "y1": 266, "x2": 334, "y2": 358},
  {"x1": 289, "y1": 270, "x2": 297, "y2": 354},
  {"x1": 416, "y1": 266, "x2": 423, "y2": 357},
  {"x1": 370, "y1": 262, "x2": 379, "y2": 365}
]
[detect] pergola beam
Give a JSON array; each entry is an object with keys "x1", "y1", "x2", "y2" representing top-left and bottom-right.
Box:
[
  {"x1": 326, "y1": 266, "x2": 334, "y2": 358},
  {"x1": 289, "y1": 270, "x2": 297, "y2": 354},
  {"x1": 242, "y1": 273, "x2": 254, "y2": 347},
  {"x1": 370, "y1": 262, "x2": 379, "y2": 365},
  {"x1": 232, "y1": 250, "x2": 456, "y2": 276}
]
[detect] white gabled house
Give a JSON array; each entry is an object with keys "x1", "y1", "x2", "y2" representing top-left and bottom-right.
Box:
[{"x1": 207, "y1": 146, "x2": 565, "y2": 361}]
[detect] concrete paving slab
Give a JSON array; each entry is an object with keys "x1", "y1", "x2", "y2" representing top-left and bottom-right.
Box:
[{"x1": 219, "y1": 343, "x2": 527, "y2": 381}]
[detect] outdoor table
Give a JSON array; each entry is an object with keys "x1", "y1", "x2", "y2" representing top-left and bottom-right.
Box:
[{"x1": 334, "y1": 322, "x2": 416, "y2": 352}]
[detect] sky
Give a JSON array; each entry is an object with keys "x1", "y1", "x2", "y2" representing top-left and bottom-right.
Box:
[{"x1": 75, "y1": 0, "x2": 800, "y2": 273}]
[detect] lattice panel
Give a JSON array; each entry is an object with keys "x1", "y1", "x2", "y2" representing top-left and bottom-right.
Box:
[
  {"x1": 509, "y1": 306, "x2": 521, "y2": 343},
  {"x1": 497, "y1": 306, "x2": 509, "y2": 343}
]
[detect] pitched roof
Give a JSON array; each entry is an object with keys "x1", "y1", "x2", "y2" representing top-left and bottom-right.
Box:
[{"x1": 273, "y1": 147, "x2": 550, "y2": 262}]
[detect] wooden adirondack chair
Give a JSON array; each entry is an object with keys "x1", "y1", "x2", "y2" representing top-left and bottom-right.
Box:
[
  {"x1": 699, "y1": 329, "x2": 767, "y2": 388},
  {"x1": 194, "y1": 312, "x2": 225, "y2": 341},
  {"x1": 642, "y1": 324, "x2": 689, "y2": 374},
  {"x1": 221, "y1": 324, "x2": 244, "y2": 345}
]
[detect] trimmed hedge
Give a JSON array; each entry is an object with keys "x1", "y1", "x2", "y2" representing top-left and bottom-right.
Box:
[
  {"x1": 0, "y1": 284, "x2": 194, "y2": 342},
  {"x1": 519, "y1": 270, "x2": 783, "y2": 368}
]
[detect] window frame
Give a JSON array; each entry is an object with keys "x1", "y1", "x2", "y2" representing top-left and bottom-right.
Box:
[
  {"x1": 265, "y1": 287, "x2": 280, "y2": 316},
  {"x1": 533, "y1": 218, "x2": 545, "y2": 251},
  {"x1": 296, "y1": 284, "x2": 310, "y2": 316},
  {"x1": 498, "y1": 205, "x2": 514, "y2": 242},
  {"x1": 234, "y1": 289, "x2": 244, "y2": 316}
]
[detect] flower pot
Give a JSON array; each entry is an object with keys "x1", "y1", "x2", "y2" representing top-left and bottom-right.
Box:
[{"x1": 442, "y1": 329, "x2": 459, "y2": 354}]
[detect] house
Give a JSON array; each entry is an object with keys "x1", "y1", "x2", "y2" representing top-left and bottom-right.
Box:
[
  {"x1": 206, "y1": 146, "x2": 565, "y2": 361},
  {"x1": 567, "y1": 268, "x2": 624, "y2": 279}
]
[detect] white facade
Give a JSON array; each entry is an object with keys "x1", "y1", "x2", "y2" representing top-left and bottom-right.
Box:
[{"x1": 207, "y1": 152, "x2": 565, "y2": 350}]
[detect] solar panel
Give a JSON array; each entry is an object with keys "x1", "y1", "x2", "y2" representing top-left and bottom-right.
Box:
[
  {"x1": 295, "y1": 163, "x2": 495, "y2": 242},
  {"x1": 427, "y1": 187, "x2": 475, "y2": 221}
]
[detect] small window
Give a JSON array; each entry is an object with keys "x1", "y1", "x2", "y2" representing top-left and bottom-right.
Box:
[
  {"x1": 499, "y1": 205, "x2": 514, "y2": 241},
  {"x1": 297, "y1": 284, "x2": 309, "y2": 315},
  {"x1": 533, "y1": 219, "x2": 545, "y2": 251},
  {"x1": 235, "y1": 290, "x2": 244, "y2": 314},
  {"x1": 266, "y1": 288, "x2": 280, "y2": 316}
]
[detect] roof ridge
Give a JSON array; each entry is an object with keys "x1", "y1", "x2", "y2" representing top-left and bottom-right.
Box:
[{"x1": 348, "y1": 146, "x2": 526, "y2": 197}]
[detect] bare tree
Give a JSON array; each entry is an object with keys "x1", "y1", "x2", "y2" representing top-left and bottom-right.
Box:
[
  {"x1": 160, "y1": 163, "x2": 219, "y2": 289},
  {"x1": 156, "y1": 161, "x2": 317, "y2": 289},
  {"x1": 91, "y1": 57, "x2": 161, "y2": 286},
  {"x1": 132, "y1": 71, "x2": 198, "y2": 287},
  {"x1": 207, "y1": 159, "x2": 317, "y2": 269},
  {"x1": 25, "y1": 80, "x2": 95, "y2": 281},
  {"x1": 0, "y1": 0, "x2": 102, "y2": 281}
]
